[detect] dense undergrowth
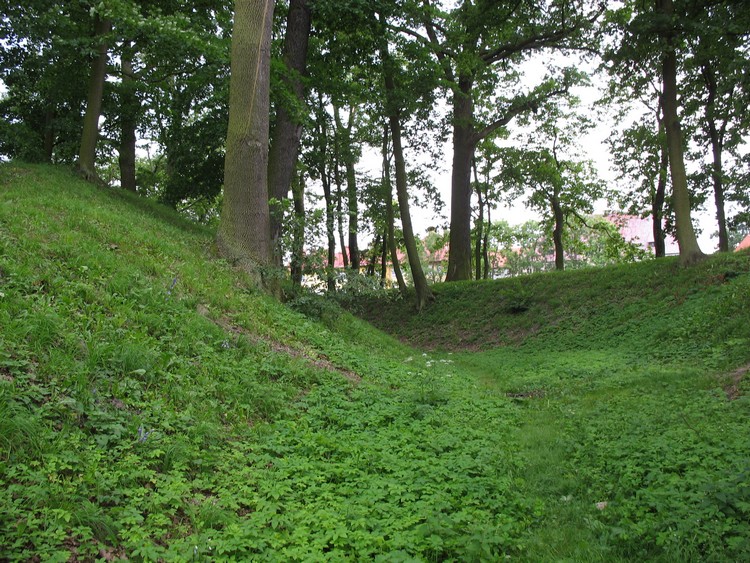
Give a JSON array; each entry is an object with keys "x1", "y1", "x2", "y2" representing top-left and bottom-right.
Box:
[
  {"x1": 1, "y1": 162, "x2": 749, "y2": 561},
  {"x1": 355, "y1": 241, "x2": 750, "y2": 561},
  {"x1": 0, "y1": 164, "x2": 531, "y2": 560}
]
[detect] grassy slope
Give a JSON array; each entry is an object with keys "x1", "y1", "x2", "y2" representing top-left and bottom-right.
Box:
[
  {"x1": 1, "y1": 163, "x2": 749, "y2": 561},
  {"x1": 357, "y1": 243, "x2": 750, "y2": 560},
  {"x1": 0, "y1": 164, "x2": 530, "y2": 561}
]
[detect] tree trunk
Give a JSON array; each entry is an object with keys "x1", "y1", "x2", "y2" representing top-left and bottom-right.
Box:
[
  {"x1": 366, "y1": 235, "x2": 381, "y2": 277},
  {"x1": 382, "y1": 42, "x2": 433, "y2": 310},
  {"x1": 483, "y1": 203, "x2": 491, "y2": 279},
  {"x1": 653, "y1": 115, "x2": 668, "y2": 258},
  {"x1": 446, "y1": 77, "x2": 476, "y2": 281},
  {"x1": 702, "y1": 62, "x2": 729, "y2": 252},
  {"x1": 267, "y1": 0, "x2": 312, "y2": 265},
  {"x1": 552, "y1": 194, "x2": 565, "y2": 271},
  {"x1": 380, "y1": 230, "x2": 388, "y2": 287},
  {"x1": 473, "y1": 159, "x2": 484, "y2": 280},
  {"x1": 290, "y1": 171, "x2": 305, "y2": 290},
  {"x1": 334, "y1": 168, "x2": 349, "y2": 269},
  {"x1": 217, "y1": 0, "x2": 275, "y2": 283},
  {"x1": 43, "y1": 108, "x2": 55, "y2": 162},
  {"x1": 333, "y1": 106, "x2": 360, "y2": 271},
  {"x1": 119, "y1": 44, "x2": 138, "y2": 192},
  {"x1": 656, "y1": 0, "x2": 704, "y2": 264},
  {"x1": 77, "y1": 16, "x2": 111, "y2": 182},
  {"x1": 322, "y1": 170, "x2": 337, "y2": 292},
  {"x1": 383, "y1": 127, "x2": 407, "y2": 293}
]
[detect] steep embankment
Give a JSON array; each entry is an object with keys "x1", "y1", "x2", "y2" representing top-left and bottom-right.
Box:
[{"x1": 0, "y1": 164, "x2": 530, "y2": 560}]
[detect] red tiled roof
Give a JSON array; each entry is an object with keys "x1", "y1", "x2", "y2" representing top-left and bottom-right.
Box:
[{"x1": 736, "y1": 234, "x2": 750, "y2": 252}]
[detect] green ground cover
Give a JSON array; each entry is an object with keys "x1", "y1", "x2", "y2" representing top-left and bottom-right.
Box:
[{"x1": 1, "y1": 163, "x2": 749, "y2": 561}]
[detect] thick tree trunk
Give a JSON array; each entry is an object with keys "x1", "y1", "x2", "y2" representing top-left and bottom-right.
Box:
[
  {"x1": 552, "y1": 194, "x2": 565, "y2": 271},
  {"x1": 446, "y1": 78, "x2": 476, "y2": 281},
  {"x1": 268, "y1": 0, "x2": 311, "y2": 265},
  {"x1": 77, "y1": 16, "x2": 111, "y2": 182},
  {"x1": 290, "y1": 171, "x2": 305, "y2": 290},
  {"x1": 657, "y1": 0, "x2": 704, "y2": 264},
  {"x1": 119, "y1": 45, "x2": 138, "y2": 192},
  {"x1": 217, "y1": 0, "x2": 275, "y2": 282}
]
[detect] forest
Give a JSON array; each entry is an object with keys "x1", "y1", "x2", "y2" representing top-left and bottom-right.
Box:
[
  {"x1": 1, "y1": 0, "x2": 750, "y2": 560},
  {"x1": 1, "y1": 0, "x2": 749, "y2": 307}
]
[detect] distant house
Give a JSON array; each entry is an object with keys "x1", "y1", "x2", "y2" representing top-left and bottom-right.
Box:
[
  {"x1": 605, "y1": 214, "x2": 679, "y2": 255},
  {"x1": 735, "y1": 234, "x2": 750, "y2": 252}
]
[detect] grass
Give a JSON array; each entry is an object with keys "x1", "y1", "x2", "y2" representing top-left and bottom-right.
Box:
[
  {"x1": 355, "y1": 243, "x2": 750, "y2": 561},
  {"x1": 1, "y1": 161, "x2": 749, "y2": 561}
]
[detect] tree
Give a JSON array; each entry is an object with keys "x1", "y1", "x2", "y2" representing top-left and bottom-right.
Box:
[
  {"x1": 77, "y1": 15, "x2": 112, "y2": 181},
  {"x1": 683, "y1": 2, "x2": 750, "y2": 252},
  {"x1": 267, "y1": 0, "x2": 312, "y2": 264},
  {"x1": 398, "y1": 0, "x2": 602, "y2": 281},
  {"x1": 655, "y1": 0, "x2": 704, "y2": 264},
  {"x1": 498, "y1": 100, "x2": 605, "y2": 270},
  {"x1": 217, "y1": 0, "x2": 276, "y2": 281}
]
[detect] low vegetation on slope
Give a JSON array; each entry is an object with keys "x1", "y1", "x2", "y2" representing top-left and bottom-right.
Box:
[
  {"x1": 1, "y1": 163, "x2": 749, "y2": 561},
  {"x1": 0, "y1": 164, "x2": 531, "y2": 560},
  {"x1": 354, "y1": 244, "x2": 750, "y2": 560}
]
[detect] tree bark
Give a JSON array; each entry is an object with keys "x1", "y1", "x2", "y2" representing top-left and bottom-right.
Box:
[
  {"x1": 702, "y1": 61, "x2": 729, "y2": 252},
  {"x1": 333, "y1": 106, "x2": 360, "y2": 271},
  {"x1": 552, "y1": 193, "x2": 565, "y2": 270},
  {"x1": 382, "y1": 40, "x2": 433, "y2": 310},
  {"x1": 119, "y1": 44, "x2": 138, "y2": 192},
  {"x1": 653, "y1": 114, "x2": 668, "y2": 258},
  {"x1": 217, "y1": 0, "x2": 275, "y2": 282},
  {"x1": 77, "y1": 16, "x2": 111, "y2": 182},
  {"x1": 383, "y1": 127, "x2": 407, "y2": 293},
  {"x1": 268, "y1": 0, "x2": 312, "y2": 265},
  {"x1": 446, "y1": 77, "x2": 476, "y2": 281},
  {"x1": 656, "y1": 0, "x2": 704, "y2": 264},
  {"x1": 473, "y1": 159, "x2": 484, "y2": 280},
  {"x1": 290, "y1": 171, "x2": 305, "y2": 290}
]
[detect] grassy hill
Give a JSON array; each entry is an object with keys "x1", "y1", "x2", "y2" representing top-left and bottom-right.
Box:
[{"x1": 1, "y1": 162, "x2": 749, "y2": 561}]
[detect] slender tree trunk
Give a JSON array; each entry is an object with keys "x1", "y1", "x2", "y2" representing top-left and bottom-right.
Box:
[
  {"x1": 217, "y1": 0, "x2": 275, "y2": 282},
  {"x1": 383, "y1": 127, "x2": 407, "y2": 293},
  {"x1": 446, "y1": 77, "x2": 476, "y2": 281},
  {"x1": 290, "y1": 171, "x2": 305, "y2": 290},
  {"x1": 334, "y1": 173, "x2": 349, "y2": 269},
  {"x1": 653, "y1": 114, "x2": 668, "y2": 258},
  {"x1": 313, "y1": 94, "x2": 336, "y2": 292},
  {"x1": 119, "y1": 44, "x2": 138, "y2": 192},
  {"x1": 77, "y1": 16, "x2": 111, "y2": 181},
  {"x1": 702, "y1": 62, "x2": 729, "y2": 252},
  {"x1": 382, "y1": 42, "x2": 433, "y2": 310},
  {"x1": 473, "y1": 159, "x2": 484, "y2": 280},
  {"x1": 380, "y1": 231, "x2": 388, "y2": 287},
  {"x1": 43, "y1": 108, "x2": 55, "y2": 162},
  {"x1": 366, "y1": 235, "x2": 381, "y2": 277},
  {"x1": 333, "y1": 106, "x2": 360, "y2": 270},
  {"x1": 552, "y1": 194, "x2": 565, "y2": 271},
  {"x1": 268, "y1": 0, "x2": 312, "y2": 265},
  {"x1": 322, "y1": 170, "x2": 336, "y2": 292},
  {"x1": 656, "y1": 0, "x2": 704, "y2": 264},
  {"x1": 483, "y1": 203, "x2": 491, "y2": 279}
]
